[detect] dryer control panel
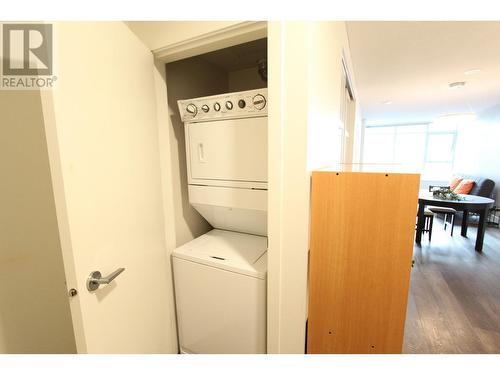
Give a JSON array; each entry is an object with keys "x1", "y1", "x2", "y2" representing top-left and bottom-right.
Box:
[{"x1": 178, "y1": 88, "x2": 268, "y2": 123}]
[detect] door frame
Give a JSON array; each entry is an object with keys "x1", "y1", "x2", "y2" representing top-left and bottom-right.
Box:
[
  {"x1": 340, "y1": 53, "x2": 357, "y2": 167},
  {"x1": 153, "y1": 21, "x2": 267, "y2": 64}
]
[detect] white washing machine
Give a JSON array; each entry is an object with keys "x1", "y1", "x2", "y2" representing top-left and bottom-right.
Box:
[
  {"x1": 172, "y1": 229, "x2": 267, "y2": 354},
  {"x1": 173, "y1": 88, "x2": 268, "y2": 354}
]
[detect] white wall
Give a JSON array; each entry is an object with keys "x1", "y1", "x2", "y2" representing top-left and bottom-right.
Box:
[
  {"x1": 0, "y1": 90, "x2": 76, "y2": 353},
  {"x1": 352, "y1": 107, "x2": 364, "y2": 163},
  {"x1": 267, "y1": 21, "x2": 309, "y2": 354},
  {"x1": 454, "y1": 104, "x2": 500, "y2": 203},
  {"x1": 307, "y1": 22, "x2": 358, "y2": 170},
  {"x1": 267, "y1": 21, "x2": 359, "y2": 353}
]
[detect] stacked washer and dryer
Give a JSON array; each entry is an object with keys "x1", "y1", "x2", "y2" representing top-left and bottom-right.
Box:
[{"x1": 172, "y1": 88, "x2": 268, "y2": 354}]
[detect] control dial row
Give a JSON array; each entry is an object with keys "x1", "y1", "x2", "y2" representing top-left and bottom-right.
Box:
[{"x1": 186, "y1": 94, "x2": 266, "y2": 117}]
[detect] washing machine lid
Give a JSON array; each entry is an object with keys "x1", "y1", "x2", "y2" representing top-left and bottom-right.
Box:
[{"x1": 172, "y1": 229, "x2": 267, "y2": 279}]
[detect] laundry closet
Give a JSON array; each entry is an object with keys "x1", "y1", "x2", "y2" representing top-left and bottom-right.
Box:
[
  {"x1": 2, "y1": 21, "x2": 357, "y2": 355},
  {"x1": 164, "y1": 38, "x2": 269, "y2": 354}
]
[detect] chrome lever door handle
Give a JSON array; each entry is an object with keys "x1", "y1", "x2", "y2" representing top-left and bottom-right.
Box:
[{"x1": 86, "y1": 268, "x2": 125, "y2": 292}]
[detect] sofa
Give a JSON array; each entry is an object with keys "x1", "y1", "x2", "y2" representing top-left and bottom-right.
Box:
[
  {"x1": 430, "y1": 174, "x2": 495, "y2": 198},
  {"x1": 456, "y1": 174, "x2": 495, "y2": 199},
  {"x1": 429, "y1": 174, "x2": 495, "y2": 226}
]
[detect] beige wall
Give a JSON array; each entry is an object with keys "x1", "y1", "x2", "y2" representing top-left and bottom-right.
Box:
[
  {"x1": 267, "y1": 21, "x2": 359, "y2": 353},
  {"x1": 0, "y1": 90, "x2": 76, "y2": 353}
]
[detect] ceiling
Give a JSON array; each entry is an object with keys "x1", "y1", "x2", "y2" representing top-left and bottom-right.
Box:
[
  {"x1": 346, "y1": 21, "x2": 500, "y2": 125},
  {"x1": 198, "y1": 38, "x2": 267, "y2": 72}
]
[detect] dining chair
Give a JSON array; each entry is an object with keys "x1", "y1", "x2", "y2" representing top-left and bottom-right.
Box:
[
  {"x1": 416, "y1": 208, "x2": 436, "y2": 241},
  {"x1": 427, "y1": 185, "x2": 456, "y2": 236},
  {"x1": 423, "y1": 209, "x2": 435, "y2": 241}
]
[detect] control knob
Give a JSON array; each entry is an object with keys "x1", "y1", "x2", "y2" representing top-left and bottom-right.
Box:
[
  {"x1": 201, "y1": 104, "x2": 210, "y2": 113},
  {"x1": 225, "y1": 101, "x2": 233, "y2": 110},
  {"x1": 186, "y1": 103, "x2": 197, "y2": 116},
  {"x1": 214, "y1": 102, "x2": 221, "y2": 111},
  {"x1": 252, "y1": 94, "x2": 266, "y2": 110}
]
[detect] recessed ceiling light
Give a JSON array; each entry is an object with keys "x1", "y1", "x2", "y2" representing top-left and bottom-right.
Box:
[
  {"x1": 382, "y1": 100, "x2": 392, "y2": 105},
  {"x1": 449, "y1": 81, "x2": 466, "y2": 89},
  {"x1": 464, "y1": 69, "x2": 481, "y2": 75}
]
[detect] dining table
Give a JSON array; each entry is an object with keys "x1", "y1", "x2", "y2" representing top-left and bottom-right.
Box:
[{"x1": 415, "y1": 189, "x2": 495, "y2": 252}]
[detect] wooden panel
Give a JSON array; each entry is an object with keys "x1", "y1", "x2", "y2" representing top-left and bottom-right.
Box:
[{"x1": 307, "y1": 171, "x2": 420, "y2": 353}]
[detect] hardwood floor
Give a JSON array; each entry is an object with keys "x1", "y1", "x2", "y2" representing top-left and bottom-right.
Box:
[{"x1": 403, "y1": 218, "x2": 500, "y2": 353}]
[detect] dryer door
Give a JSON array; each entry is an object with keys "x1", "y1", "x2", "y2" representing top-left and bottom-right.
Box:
[{"x1": 186, "y1": 117, "x2": 267, "y2": 183}]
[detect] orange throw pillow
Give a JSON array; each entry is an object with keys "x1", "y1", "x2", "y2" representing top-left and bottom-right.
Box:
[
  {"x1": 453, "y1": 179, "x2": 475, "y2": 194},
  {"x1": 449, "y1": 176, "x2": 464, "y2": 190}
]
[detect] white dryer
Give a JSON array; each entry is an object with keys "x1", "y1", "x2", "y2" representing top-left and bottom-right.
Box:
[
  {"x1": 178, "y1": 88, "x2": 268, "y2": 236},
  {"x1": 173, "y1": 89, "x2": 268, "y2": 354},
  {"x1": 172, "y1": 230, "x2": 267, "y2": 354}
]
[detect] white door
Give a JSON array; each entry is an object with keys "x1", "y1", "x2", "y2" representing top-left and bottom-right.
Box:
[
  {"x1": 187, "y1": 117, "x2": 268, "y2": 183},
  {"x1": 41, "y1": 22, "x2": 178, "y2": 353}
]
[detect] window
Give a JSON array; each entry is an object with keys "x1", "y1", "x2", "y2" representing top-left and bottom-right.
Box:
[
  {"x1": 394, "y1": 125, "x2": 427, "y2": 172},
  {"x1": 362, "y1": 120, "x2": 459, "y2": 180},
  {"x1": 363, "y1": 126, "x2": 396, "y2": 164}
]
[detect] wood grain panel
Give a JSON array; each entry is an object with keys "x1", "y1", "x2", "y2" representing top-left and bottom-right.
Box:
[{"x1": 307, "y1": 171, "x2": 420, "y2": 353}]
